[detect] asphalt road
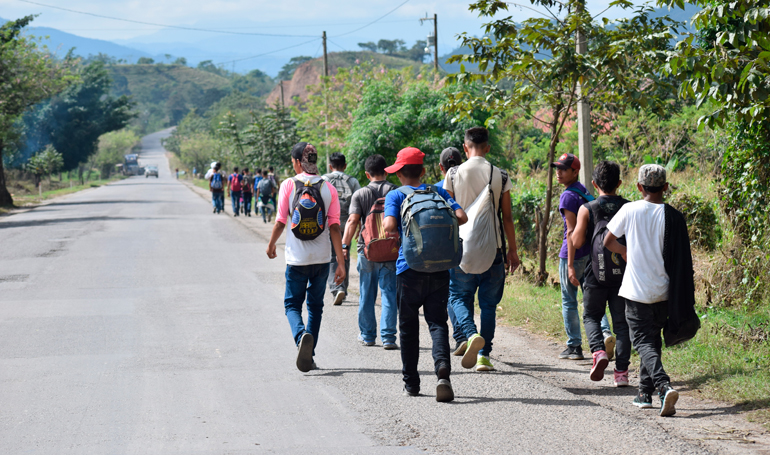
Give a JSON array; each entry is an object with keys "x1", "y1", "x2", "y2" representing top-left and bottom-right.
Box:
[{"x1": 0, "y1": 131, "x2": 764, "y2": 454}]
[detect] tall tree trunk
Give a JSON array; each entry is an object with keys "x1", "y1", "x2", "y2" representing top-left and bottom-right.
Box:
[
  {"x1": 0, "y1": 142, "x2": 15, "y2": 207},
  {"x1": 536, "y1": 122, "x2": 560, "y2": 286}
]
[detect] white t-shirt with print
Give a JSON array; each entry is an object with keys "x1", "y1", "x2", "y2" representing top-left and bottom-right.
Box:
[
  {"x1": 276, "y1": 174, "x2": 341, "y2": 266},
  {"x1": 444, "y1": 156, "x2": 512, "y2": 248},
  {"x1": 606, "y1": 200, "x2": 668, "y2": 304}
]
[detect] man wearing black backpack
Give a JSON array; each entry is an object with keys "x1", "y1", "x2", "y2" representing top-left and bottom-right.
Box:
[
  {"x1": 341, "y1": 154, "x2": 399, "y2": 349},
  {"x1": 555, "y1": 153, "x2": 614, "y2": 361},
  {"x1": 266, "y1": 142, "x2": 346, "y2": 373},
  {"x1": 323, "y1": 153, "x2": 361, "y2": 306},
  {"x1": 570, "y1": 161, "x2": 631, "y2": 387}
]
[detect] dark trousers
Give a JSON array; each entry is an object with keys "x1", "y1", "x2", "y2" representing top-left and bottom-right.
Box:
[
  {"x1": 242, "y1": 192, "x2": 253, "y2": 214},
  {"x1": 626, "y1": 299, "x2": 671, "y2": 394},
  {"x1": 584, "y1": 286, "x2": 631, "y2": 371},
  {"x1": 397, "y1": 268, "x2": 451, "y2": 393}
]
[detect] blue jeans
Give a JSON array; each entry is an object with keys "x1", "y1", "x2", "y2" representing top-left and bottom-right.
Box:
[
  {"x1": 242, "y1": 192, "x2": 252, "y2": 214},
  {"x1": 212, "y1": 191, "x2": 224, "y2": 212},
  {"x1": 559, "y1": 256, "x2": 610, "y2": 347},
  {"x1": 230, "y1": 190, "x2": 241, "y2": 214},
  {"x1": 284, "y1": 263, "x2": 329, "y2": 355},
  {"x1": 357, "y1": 255, "x2": 398, "y2": 344},
  {"x1": 449, "y1": 251, "x2": 506, "y2": 357},
  {"x1": 448, "y1": 301, "x2": 466, "y2": 344}
]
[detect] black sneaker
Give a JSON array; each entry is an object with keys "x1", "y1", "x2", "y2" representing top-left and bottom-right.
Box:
[
  {"x1": 633, "y1": 391, "x2": 654, "y2": 409},
  {"x1": 558, "y1": 346, "x2": 572, "y2": 359},
  {"x1": 436, "y1": 379, "x2": 454, "y2": 402},
  {"x1": 403, "y1": 386, "x2": 419, "y2": 397},
  {"x1": 568, "y1": 346, "x2": 584, "y2": 360},
  {"x1": 296, "y1": 332, "x2": 314, "y2": 373},
  {"x1": 659, "y1": 384, "x2": 679, "y2": 417}
]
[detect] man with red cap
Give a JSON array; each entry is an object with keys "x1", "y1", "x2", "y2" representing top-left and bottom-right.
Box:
[
  {"x1": 382, "y1": 147, "x2": 467, "y2": 402},
  {"x1": 553, "y1": 153, "x2": 614, "y2": 361}
]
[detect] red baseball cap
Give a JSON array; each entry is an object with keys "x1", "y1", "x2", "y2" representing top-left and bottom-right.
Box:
[
  {"x1": 551, "y1": 153, "x2": 580, "y2": 171},
  {"x1": 384, "y1": 147, "x2": 425, "y2": 174}
]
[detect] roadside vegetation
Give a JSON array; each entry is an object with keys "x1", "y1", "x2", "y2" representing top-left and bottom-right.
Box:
[{"x1": 2, "y1": 0, "x2": 769, "y2": 427}]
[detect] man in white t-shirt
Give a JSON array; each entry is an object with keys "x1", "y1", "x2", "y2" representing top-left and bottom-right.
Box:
[
  {"x1": 444, "y1": 127, "x2": 521, "y2": 372},
  {"x1": 266, "y1": 142, "x2": 346, "y2": 373},
  {"x1": 604, "y1": 164, "x2": 679, "y2": 417}
]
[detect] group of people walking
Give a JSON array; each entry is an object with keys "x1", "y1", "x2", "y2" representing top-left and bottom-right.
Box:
[
  {"x1": 223, "y1": 126, "x2": 696, "y2": 417},
  {"x1": 207, "y1": 163, "x2": 278, "y2": 222}
]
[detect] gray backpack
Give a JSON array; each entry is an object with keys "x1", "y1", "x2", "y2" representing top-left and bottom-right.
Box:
[{"x1": 323, "y1": 173, "x2": 353, "y2": 220}]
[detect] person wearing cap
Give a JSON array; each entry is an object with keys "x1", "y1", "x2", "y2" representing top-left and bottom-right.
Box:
[
  {"x1": 382, "y1": 147, "x2": 468, "y2": 402},
  {"x1": 322, "y1": 152, "x2": 361, "y2": 306},
  {"x1": 604, "y1": 164, "x2": 696, "y2": 417},
  {"x1": 443, "y1": 127, "x2": 521, "y2": 372},
  {"x1": 553, "y1": 152, "x2": 614, "y2": 361},
  {"x1": 341, "y1": 154, "x2": 399, "y2": 349},
  {"x1": 265, "y1": 142, "x2": 346, "y2": 373},
  {"x1": 435, "y1": 146, "x2": 468, "y2": 355}
]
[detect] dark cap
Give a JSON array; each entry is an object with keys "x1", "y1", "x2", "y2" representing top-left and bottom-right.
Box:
[
  {"x1": 290, "y1": 142, "x2": 318, "y2": 174},
  {"x1": 440, "y1": 147, "x2": 462, "y2": 170},
  {"x1": 551, "y1": 153, "x2": 580, "y2": 171}
]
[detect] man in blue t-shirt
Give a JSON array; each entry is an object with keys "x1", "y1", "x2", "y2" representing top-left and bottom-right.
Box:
[
  {"x1": 383, "y1": 147, "x2": 467, "y2": 402},
  {"x1": 553, "y1": 153, "x2": 613, "y2": 361}
]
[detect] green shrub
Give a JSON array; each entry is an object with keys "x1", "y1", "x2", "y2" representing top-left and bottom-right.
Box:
[{"x1": 669, "y1": 192, "x2": 722, "y2": 251}]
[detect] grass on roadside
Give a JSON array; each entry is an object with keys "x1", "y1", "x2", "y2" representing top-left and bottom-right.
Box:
[
  {"x1": 498, "y1": 270, "x2": 770, "y2": 428},
  {"x1": 4, "y1": 175, "x2": 126, "y2": 210}
]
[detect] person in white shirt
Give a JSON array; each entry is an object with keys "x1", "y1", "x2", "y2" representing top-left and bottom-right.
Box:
[
  {"x1": 604, "y1": 164, "x2": 679, "y2": 417},
  {"x1": 443, "y1": 127, "x2": 521, "y2": 372},
  {"x1": 266, "y1": 142, "x2": 346, "y2": 373}
]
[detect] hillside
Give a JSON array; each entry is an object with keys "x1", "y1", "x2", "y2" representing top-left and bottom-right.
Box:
[{"x1": 266, "y1": 51, "x2": 427, "y2": 107}]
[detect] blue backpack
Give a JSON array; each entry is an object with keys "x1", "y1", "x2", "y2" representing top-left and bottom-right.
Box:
[
  {"x1": 398, "y1": 186, "x2": 463, "y2": 273},
  {"x1": 211, "y1": 172, "x2": 223, "y2": 190}
]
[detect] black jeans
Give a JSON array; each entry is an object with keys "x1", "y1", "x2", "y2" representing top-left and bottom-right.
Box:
[
  {"x1": 397, "y1": 268, "x2": 451, "y2": 393},
  {"x1": 583, "y1": 285, "x2": 631, "y2": 371},
  {"x1": 626, "y1": 299, "x2": 671, "y2": 393}
]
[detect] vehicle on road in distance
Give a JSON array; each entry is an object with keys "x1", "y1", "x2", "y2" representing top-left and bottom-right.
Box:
[
  {"x1": 145, "y1": 165, "x2": 159, "y2": 178},
  {"x1": 124, "y1": 154, "x2": 140, "y2": 175}
]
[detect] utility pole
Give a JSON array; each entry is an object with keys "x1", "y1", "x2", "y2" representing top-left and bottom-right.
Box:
[
  {"x1": 419, "y1": 14, "x2": 439, "y2": 73},
  {"x1": 322, "y1": 31, "x2": 330, "y2": 171},
  {"x1": 279, "y1": 81, "x2": 284, "y2": 109},
  {"x1": 433, "y1": 14, "x2": 438, "y2": 73},
  {"x1": 576, "y1": 4, "x2": 593, "y2": 194}
]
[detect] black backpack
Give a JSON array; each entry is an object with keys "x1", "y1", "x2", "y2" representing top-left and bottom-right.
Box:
[
  {"x1": 588, "y1": 197, "x2": 629, "y2": 287},
  {"x1": 290, "y1": 177, "x2": 327, "y2": 241}
]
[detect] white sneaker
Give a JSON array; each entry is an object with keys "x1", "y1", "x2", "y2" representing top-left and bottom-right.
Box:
[
  {"x1": 604, "y1": 332, "x2": 616, "y2": 361},
  {"x1": 333, "y1": 291, "x2": 345, "y2": 306}
]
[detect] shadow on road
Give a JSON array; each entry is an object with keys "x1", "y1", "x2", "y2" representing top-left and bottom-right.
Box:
[
  {"x1": 45, "y1": 200, "x2": 178, "y2": 207},
  {"x1": 0, "y1": 216, "x2": 172, "y2": 229},
  {"x1": 452, "y1": 396, "x2": 601, "y2": 406}
]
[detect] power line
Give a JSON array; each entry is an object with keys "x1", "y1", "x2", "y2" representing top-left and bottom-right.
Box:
[
  {"x1": 331, "y1": 0, "x2": 412, "y2": 37},
  {"x1": 17, "y1": 0, "x2": 318, "y2": 38},
  {"x1": 327, "y1": 38, "x2": 346, "y2": 52},
  {"x1": 215, "y1": 37, "x2": 321, "y2": 65}
]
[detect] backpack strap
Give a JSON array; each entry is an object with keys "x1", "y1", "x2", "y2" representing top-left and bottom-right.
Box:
[{"x1": 566, "y1": 187, "x2": 595, "y2": 203}]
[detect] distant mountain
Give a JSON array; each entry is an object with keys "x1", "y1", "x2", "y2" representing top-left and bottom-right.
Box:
[{"x1": 0, "y1": 17, "x2": 154, "y2": 62}]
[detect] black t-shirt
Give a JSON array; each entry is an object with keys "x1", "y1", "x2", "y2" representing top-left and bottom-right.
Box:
[
  {"x1": 348, "y1": 180, "x2": 398, "y2": 254},
  {"x1": 583, "y1": 195, "x2": 629, "y2": 289}
]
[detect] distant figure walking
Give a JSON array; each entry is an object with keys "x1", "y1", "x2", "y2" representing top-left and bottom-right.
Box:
[
  {"x1": 209, "y1": 162, "x2": 224, "y2": 214},
  {"x1": 228, "y1": 167, "x2": 243, "y2": 216},
  {"x1": 322, "y1": 153, "x2": 361, "y2": 306},
  {"x1": 241, "y1": 168, "x2": 254, "y2": 217},
  {"x1": 257, "y1": 169, "x2": 275, "y2": 223}
]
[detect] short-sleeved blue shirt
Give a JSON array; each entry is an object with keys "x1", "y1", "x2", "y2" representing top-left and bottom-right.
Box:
[
  {"x1": 559, "y1": 181, "x2": 592, "y2": 259},
  {"x1": 435, "y1": 179, "x2": 445, "y2": 190},
  {"x1": 384, "y1": 184, "x2": 462, "y2": 275}
]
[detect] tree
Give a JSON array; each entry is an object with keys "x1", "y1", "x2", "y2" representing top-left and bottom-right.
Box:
[
  {"x1": 27, "y1": 61, "x2": 135, "y2": 171},
  {"x1": 659, "y1": 0, "x2": 770, "y2": 128},
  {"x1": 137, "y1": 57, "x2": 154, "y2": 64},
  {"x1": 447, "y1": 0, "x2": 678, "y2": 284},
  {"x1": 377, "y1": 39, "x2": 406, "y2": 55},
  {"x1": 240, "y1": 103, "x2": 300, "y2": 170},
  {"x1": 346, "y1": 76, "x2": 501, "y2": 183},
  {"x1": 0, "y1": 16, "x2": 74, "y2": 206},
  {"x1": 173, "y1": 57, "x2": 187, "y2": 65},
  {"x1": 405, "y1": 40, "x2": 428, "y2": 62},
  {"x1": 26, "y1": 145, "x2": 63, "y2": 186},
  {"x1": 358, "y1": 42, "x2": 378, "y2": 53},
  {"x1": 276, "y1": 56, "x2": 313, "y2": 81}
]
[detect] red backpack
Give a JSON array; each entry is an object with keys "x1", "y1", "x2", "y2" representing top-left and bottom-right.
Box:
[
  {"x1": 361, "y1": 184, "x2": 399, "y2": 262},
  {"x1": 230, "y1": 174, "x2": 242, "y2": 191}
]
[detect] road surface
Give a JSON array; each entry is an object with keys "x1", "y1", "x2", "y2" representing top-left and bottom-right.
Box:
[{"x1": 0, "y1": 130, "x2": 766, "y2": 454}]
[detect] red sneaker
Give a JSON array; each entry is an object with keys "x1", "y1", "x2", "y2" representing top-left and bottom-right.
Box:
[
  {"x1": 590, "y1": 350, "x2": 609, "y2": 381},
  {"x1": 613, "y1": 369, "x2": 630, "y2": 387}
]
